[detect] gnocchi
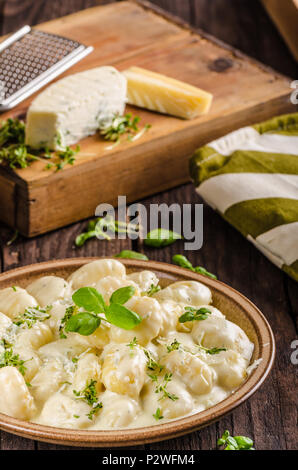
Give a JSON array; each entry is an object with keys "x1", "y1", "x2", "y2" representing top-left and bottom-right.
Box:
[{"x1": 0, "y1": 259, "x2": 254, "y2": 430}]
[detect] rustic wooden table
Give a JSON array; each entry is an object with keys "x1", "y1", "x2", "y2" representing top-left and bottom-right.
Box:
[{"x1": 0, "y1": 0, "x2": 297, "y2": 451}]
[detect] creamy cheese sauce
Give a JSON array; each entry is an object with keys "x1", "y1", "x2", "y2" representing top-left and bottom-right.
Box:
[{"x1": 0, "y1": 259, "x2": 254, "y2": 430}]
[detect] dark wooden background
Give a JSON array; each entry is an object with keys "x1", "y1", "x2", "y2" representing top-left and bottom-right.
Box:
[{"x1": 0, "y1": 0, "x2": 297, "y2": 451}]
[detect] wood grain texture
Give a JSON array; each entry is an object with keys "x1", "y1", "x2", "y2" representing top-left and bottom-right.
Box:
[
  {"x1": 0, "y1": 1, "x2": 295, "y2": 237},
  {"x1": 0, "y1": 0, "x2": 297, "y2": 452},
  {"x1": 262, "y1": 0, "x2": 298, "y2": 62}
]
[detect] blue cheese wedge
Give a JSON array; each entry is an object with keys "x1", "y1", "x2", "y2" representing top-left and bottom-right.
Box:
[{"x1": 25, "y1": 66, "x2": 127, "y2": 150}]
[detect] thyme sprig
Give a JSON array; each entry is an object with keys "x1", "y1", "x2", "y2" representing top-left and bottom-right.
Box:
[
  {"x1": 73, "y1": 379, "x2": 103, "y2": 420},
  {"x1": 0, "y1": 339, "x2": 28, "y2": 376},
  {"x1": 13, "y1": 305, "x2": 52, "y2": 329}
]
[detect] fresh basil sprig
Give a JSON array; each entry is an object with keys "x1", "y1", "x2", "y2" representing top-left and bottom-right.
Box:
[
  {"x1": 144, "y1": 228, "x2": 183, "y2": 248},
  {"x1": 114, "y1": 250, "x2": 148, "y2": 260},
  {"x1": 217, "y1": 430, "x2": 254, "y2": 450},
  {"x1": 64, "y1": 286, "x2": 141, "y2": 336},
  {"x1": 179, "y1": 306, "x2": 212, "y2": 323},
  {"x1": 172, "y1": 254, "x2": 217, "y2": 280}
]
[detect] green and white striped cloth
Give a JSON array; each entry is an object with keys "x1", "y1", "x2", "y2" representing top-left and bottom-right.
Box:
[{"x1": 190, "y1": 113, "x2": 298, "y2": 282}]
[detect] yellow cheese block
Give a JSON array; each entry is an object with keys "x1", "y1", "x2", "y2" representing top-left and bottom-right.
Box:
[{"x1": 123, "y1": 66, "x2": 213, "y2": 119}]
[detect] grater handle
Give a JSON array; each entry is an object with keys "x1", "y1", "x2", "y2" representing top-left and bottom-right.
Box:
[{"x1": 0, "y1": 25, "x2": 31, "y2": 54}]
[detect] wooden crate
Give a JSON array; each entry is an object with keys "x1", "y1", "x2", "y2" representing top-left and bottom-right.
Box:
[
  {"x1": 0, "y1": 0, "x2": 296, "y2": 237},
  {"x1": 262, "y1": 0, "x2": 298, "y2": 62}
]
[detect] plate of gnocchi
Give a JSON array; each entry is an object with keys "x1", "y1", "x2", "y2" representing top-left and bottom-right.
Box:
[{"x1": 0, "y1": 258, "x2": 275, "y2": 446}]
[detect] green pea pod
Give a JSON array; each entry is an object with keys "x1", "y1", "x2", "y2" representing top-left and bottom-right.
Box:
[
  {"x1": 114, "y1": 250, "x2": 148, "y2": 260},
  {"x1": 144, "y1": 229, "x2": 182, "y2": 248},
  {"x1": 172, "y1": 254, "x2": 194, "y2": 270}
]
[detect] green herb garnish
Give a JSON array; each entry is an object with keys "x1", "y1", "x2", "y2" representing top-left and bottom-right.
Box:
[
  {"x1": 144, "y1": 228, "x2": 182, "y2": 248},
  {"x1": 153, "y1": 408, "x2": 164, "y2": 421},
  {"x1": 59, "y1": 305, "x2": 78, "y2": 339},
  {"x1": 172, "y1": 254, "x2": 217, "y2": 280},
  {"x1": 63, "y1": 286, "x2": 141, "y2": 337},
  {"x1": 166, "y1": 339, "x2": 181, "y2": 353},
  {"x1": 13, "y1": 305, "x2": 52, "y2": 329},
  {"x1": 114, "y1": 250, "x2": 149, "y2": 260},
  {"x1": 217, "y1": 430, "x2": 254, "y2": 450},
  {"x1": 73, "y1": 379, "x2": 103, "y2": 420},
  {"x1": 178, "y1": 306, "x2": 212, "y2": 323},
  {"x1": 144, "y1": 349, "x2": 164, "y2": 373},
  {"x1": 0, "y1": 118, "x2": 79, "y2": 171},
  {"x1": 0, "y1": 341, "x2": 28, "y2": 376},
  {"x1": 155, "y1": 373, "x2": 179, "y2": 401},
  {"x1": 142, "y1": 284, "x2": 161, "y2": 297},
  {"x1": 54, "y1": 145, "x2": 80, "y2": 172},
  {"x1": 99, "y1": 113, "x2": 150, "y2": 145},
  {"x1": 198, "y1": 345, "x2": 227, "y2": 355},
  {"x1": 127, "y1": 337, "x2": 138, "y2": 350}
]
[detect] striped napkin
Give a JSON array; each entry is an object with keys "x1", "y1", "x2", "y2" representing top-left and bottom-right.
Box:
[{"x1": 190, "y1": 113, "x2": 298, "y2": 282}]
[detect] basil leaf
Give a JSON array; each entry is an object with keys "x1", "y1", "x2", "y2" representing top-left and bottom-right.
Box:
[
  {"x1": 65, "y1": 312, "x2": 101, "y2": 336},
  {"x1": 72, "y1": 287, "x2": 106, "y2": 314},
  {"x1": 178, "y1": 311, "x2": 194, "y2": 323},
  {"x1": 114, "y1": 250, "x2": 149, "y2": 260},
  {"x1": 179, "y1": 307, "x2": 211, "y2": 323},
  {"x1": 144, "y1": 229, "x2": 182, "y2": 248},
  {"x1": 105, "y1": 303, "x2": 142, "y2": 330},
  {"x1": 110, "y1": 286, "x2": 135, "y2": 305},
  {"x1": 172, "y1": 254, "x2": 194, "y2": 270}
]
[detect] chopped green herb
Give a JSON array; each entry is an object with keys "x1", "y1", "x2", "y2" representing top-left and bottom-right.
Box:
[
  {"x1": 143, "y1": 284, "x2": 161, "y2": 297},
  {"x1": 54, "y1": 145, "x2": 80, "y2": 172},
  {"x1": 198, "y1": 345, "x2": 227, "y2": 355},
  {"x1": 0, "y1": 341, "x2": 28, "y2": 376},
  {"x1": 166, "y1": 339, "x2": 181, "y2": 353},
  {"x1": 127, "y1": 337, "x2": 138, "y2": 350},
  {"x1": 73, "y1": 379, "x2": 103, "y2": 420},
  {"x1": 12, "y1": 286, "x2": 17, "y2": 292},
  {"x1": 0, "y1": 118, "x2": 79, "y2": 172},
  {"x1": 217, "y1": 430, "x2": 254, "y2": 450},
  {"x1": 144, "y1": 228, "x2": 182, "y2": 248},
  {"x1": 155, "y1": 373, "x2": 179, "y2": 401},
  {"x1": 13, "y1": 305, "x2": 52, "y2": 329},
  {"x1": 144, "y1": 349, "x2": 164, "y2": 373},
  {"x1": 99, "y1": 113, "x2": 150, "y2": 146},
  {"x1": 59, "y1": 305, "x2": 77, "y2": 339},
  {"x1": 153, "y1": 408, "x2": 164, "y2": 421},
  {"x1": 172, "y1": 254, "x2": 217, "y2": 280}
]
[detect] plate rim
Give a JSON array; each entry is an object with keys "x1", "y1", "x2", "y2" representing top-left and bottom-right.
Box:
[{"x1": 0, "y1": 257, "x2": 275, "y2": 446}]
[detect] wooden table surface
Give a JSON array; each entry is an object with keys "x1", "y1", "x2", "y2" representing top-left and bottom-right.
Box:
[{"x1": 0, "y1": 0, "x2": 297, "y2": 451}]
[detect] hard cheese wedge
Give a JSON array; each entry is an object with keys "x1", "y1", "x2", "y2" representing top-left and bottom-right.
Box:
[
  {"x1": 26, "y1": 66, "x2": 127, "y2": 150},
  {"x1": 123, "y1": 66, "x2": 213, "y2": 119}
]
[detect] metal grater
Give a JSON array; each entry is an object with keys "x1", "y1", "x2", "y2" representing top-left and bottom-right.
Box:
[{"x1": 0, "y1": 25, "x2": 93, "y2": 111}]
